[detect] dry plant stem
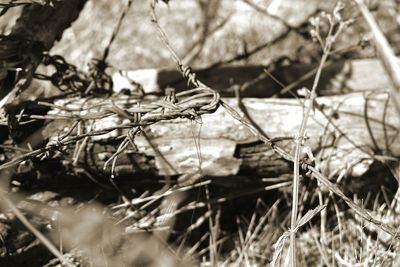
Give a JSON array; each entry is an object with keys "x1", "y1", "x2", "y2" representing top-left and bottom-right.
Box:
[
  {"x1": 289, "y1": 34, "x2": 332, "y2": 267},
  {"x1": 101, "y1": 0, "x2": 133, "y2": 62},
  {"x1": 150, "y1": 0, "x2": 400, "y2": 248},
  {"x1": 206, "y1": 185, "x2": 217, "y2": 266},
  {"x1": 0, "y1": 192, "x2": 76, "y2": 267},
  {"x1": 308, "y1": 165, "x2": 400, "y2": 238},
  {"x1": 354, "y1": 0, "x2": 400, "y2": 115}
]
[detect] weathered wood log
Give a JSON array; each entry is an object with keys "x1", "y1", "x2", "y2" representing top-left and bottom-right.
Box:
[
  {"x1": 34, "y1": 90, "x2": 399, "y2": 180},
  {"x1": 134, "y1": 92, "x2": 400, "y2": 177},
  {"x1": 1, "y1": 60, "x2": 400, "y2": 267},
  {"x1": 1, "y1": 58, "x2": 398, "y2": 183},
  {"x1": 78, "y1": 59, "x2": 400, "y2": 179}
]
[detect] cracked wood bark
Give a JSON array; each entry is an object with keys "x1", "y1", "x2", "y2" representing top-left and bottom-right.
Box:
[
  {"x1": 38, "y1": 91, "x2": 400, "y2": 180},
  {"x1": 3, "y1": 58, "x2": 399, "y2": 183},
  {"x1": 0, "y1": 0, "x2": 87, "y2": 103},
  {"x1": 2, "y1": 65, "x2": 399, "y2": 265},
  {"x1": 81, "y1": 58, "x2": 400, "y2": 179}
]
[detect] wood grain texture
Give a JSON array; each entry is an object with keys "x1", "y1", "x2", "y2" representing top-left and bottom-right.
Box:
[{"x1": 39, "y1": 91, "x2": 399, "y2": 179}]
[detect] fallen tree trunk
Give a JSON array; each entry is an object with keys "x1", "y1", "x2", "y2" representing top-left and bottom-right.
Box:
[
  {"x1": 1, "y1": 90, "x2": 399, "y2": 267},
  {"x1": 1, "y1": 69, "x2": 399, "y2": 267},
  {"x1": 30, "y1": 90, "x2": 399, "y2": 180},
  {"x1": 2, "y1": 58, "x2": 399, "y2": 183},
  {"x1": 122, "y1": 92, "x2": 400, "y2": 178}
]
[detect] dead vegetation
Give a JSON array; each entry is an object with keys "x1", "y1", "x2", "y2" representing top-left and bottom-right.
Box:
[{"x1": 0, "y1": 0, "x2": 400, "y2": 266}]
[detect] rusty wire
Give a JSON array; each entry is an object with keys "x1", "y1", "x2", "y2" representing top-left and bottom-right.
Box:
[
  {"x1": 0, "y1": 87, "x2": 220, "y2": 171},
  {"x1": 34, "y1": 53, "x2": 113, "y2": 96},
  {"x1": 149, "y1": 0, "x2": 400, "y2": 240},
  {"x1": 1, "y1": 0, "x2": 398, "y2": 245},
  {"x1": 33, "y1": 0, "x2": 134, "y2": 96}
]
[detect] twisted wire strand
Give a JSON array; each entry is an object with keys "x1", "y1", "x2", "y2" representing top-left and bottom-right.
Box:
[
  {"x1": 148, "y1": 0, "x2": 400, "y2": 240},
  {"x1": 33, "y1": 0, "x2": 133, "y2": 96},
  {"x1": 0, "y1": 87, "x2": 220, "y2": 172}
]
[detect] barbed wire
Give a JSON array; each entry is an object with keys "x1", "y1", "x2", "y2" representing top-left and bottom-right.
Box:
[
  {"x1": 0, "y1": 86, "x2": 220, "y2": 171},
  {"x1": 0, "y1": 0, "x2": 398, "y2": 243},
  {"x1": 33, "y1": 0, "x2": 134, "y2": 96},
  {"x1": 33, "y1": 53, "x2": 113, "y2": 96},
  {"x1": 149, "y1": 0, "x2": 400, "y2": 240}
]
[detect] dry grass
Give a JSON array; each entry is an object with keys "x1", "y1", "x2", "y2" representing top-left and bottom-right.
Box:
[{"x1": 1, "y1": 0, "x2": 400, "y2": 266}]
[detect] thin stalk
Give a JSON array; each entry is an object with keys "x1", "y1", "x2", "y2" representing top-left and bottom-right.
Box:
[
  {"x1": 354, "y1": 0, "x2": 400, "y2": 115},
  {"x1": 289, "y1": 35, "x2": 332, "y2": 267}
]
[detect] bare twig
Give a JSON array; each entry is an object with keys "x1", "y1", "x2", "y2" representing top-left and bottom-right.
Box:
[
  {"x1": 150, "y1": 0, "x2": 400, "y2": 252},
  {"x1": 289, "y1": 3, "x2": 351, "y2": 266},
  {"x1": 354, "y1": 0, "x2": 400, "y2": 115},
  {"x1": 182, "y1": 0, "x2": 225, "y2": 65},
  {"x1": 101, "y1": 0, "x2": 133, "y2": 62}
]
